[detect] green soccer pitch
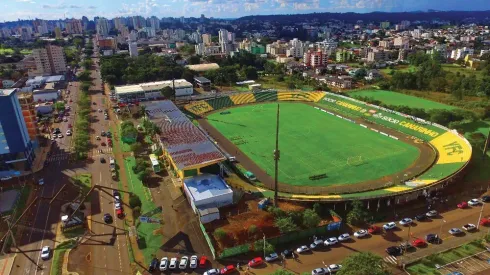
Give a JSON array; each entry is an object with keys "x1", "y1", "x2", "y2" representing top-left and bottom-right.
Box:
[{"x1": 207, "y1": 102, "x2": 421, "y2": 187}]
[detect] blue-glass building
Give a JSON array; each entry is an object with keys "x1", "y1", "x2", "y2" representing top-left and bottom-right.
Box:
[{"x1": 0, "y1": 88, "x2": 35, "y2": 176}]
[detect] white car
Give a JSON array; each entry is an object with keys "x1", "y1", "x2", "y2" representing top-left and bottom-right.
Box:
[
  {"x1": 98, "y1": 109, "x2": 102, "y2": 112},
  {"x1": 328, "y1": 264, "x2": 342, "y2": 273},
  {"x1": 324, "y1": 237, "x2": 338, "y2": 246},
  {"x1": 66, "y1": 130, "x2": 72, "y2": 136},
  {"x1": 310, "y1": 239, "x2": 324, "y2": 249},
  {"x1": 311, "y1": 267, "x2": 329, "y2": 275},
  {"x1": 399, "y1": 218, "x2": 413, "y2": 226},
  {"x1": 296, "y1": 245, "x2": 310, "y2": 253},
  {"x1": 338, "y1": 233, "x2": 351, "y2": 242},
  {"x1": 204, "y1": 269, "x2": 220, "y2": 275},
  {"x1": 63, "y1": 117, "x2": 68, "y2": 122},
  {"x1": 468, "y1": 199, "x2": 481, "y2": 206},
  {"x1": 58, "y1": 134, "x2": 63, "y2": 138},
  {"x1": 179, "y1": 256, "x2": 188, "y2": 270},
  {"x1": 462, "y1": 223, "x2": 477, "y2": 231},
  {"x1": 51, "y1": 135, "x2": 56, "y2": 140},
  {"x1": 159, "y1": 257, "x2": 168, "y2": 271},
  {"x1": 426, "y1": 210, "x2": 438, "y2": 217},
  {"x1": 189, "y1": 255, "x2": 198, "y2": 269},
  {"x1": 40, "y1": 246, "x2": 51, "y2": 260},
  {"x1": 114, "y1": 202, "x2": 121, "y2": 210},
  {"x1": 353, "y1": 229, "x2": 368, "y2": 238},
  {"x1": 169, "y1": 258, "x2": 178, "y2": 269},
  {"x1": 38, "y1": 178, "x2": 45, "y2": 186},
  {"x1": 383, "y1": 222, "x2": 397, "y2": 230},
  {"x1": 449, "y1": 228, "x2": 463, "y2": 235},
  {"x1": 265, "y1": 253, "x2": 279, "y2": 262}
]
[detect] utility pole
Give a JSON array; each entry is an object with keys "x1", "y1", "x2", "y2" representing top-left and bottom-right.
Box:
[
  {"x1": 263, "y1": 233, "x2": 266, "y2": 258},
  {"x1": 477, "y1": 201, "x2": 485, "y2": 230},
  {"x1": 273, "y1": 104, "x2": 280, "y2": 207}
]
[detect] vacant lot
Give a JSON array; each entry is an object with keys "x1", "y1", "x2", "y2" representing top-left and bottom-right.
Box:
[
  {"x1": 207, "y1": 102, "x2": 419, "y2": 186},
  {"x1": 349, "y1": 90, "x2": 458, "y2": 110}
]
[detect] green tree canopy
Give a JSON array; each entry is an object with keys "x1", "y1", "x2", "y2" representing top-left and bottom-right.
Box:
[
  {"x1": 346, "y1": 200, "x2": 369, "y2": 226},
  {"x1": 275, "y1": 216, "x2": 299, "y2": 234},
  {"x1": 160, "y1": 86, "x2": 174, "y2": 99},
  {"x1": 302, "y1": 209, "x2": 321, "y2": 228},
  {"x1": 338, "y1": 252, "x2": 387, "y2": 275}
]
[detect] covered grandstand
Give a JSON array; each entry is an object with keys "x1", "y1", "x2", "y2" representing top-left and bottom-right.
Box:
[
  {"x1": 143, "y1": 100, "x2": 226, "y2": 178},
  {"x1": 184, "y1": 90, "x2": 472, "y2": 202}
]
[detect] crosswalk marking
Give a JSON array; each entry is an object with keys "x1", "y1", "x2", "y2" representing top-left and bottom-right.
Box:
[
  {"x1": 94, "y1": 148, "x2": 113, "y2": 154},
  {"x1": 384, "y1": 256, "x2": 397, "y2": 265}
]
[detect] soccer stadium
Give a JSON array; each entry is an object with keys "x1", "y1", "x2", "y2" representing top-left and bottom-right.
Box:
[{"x1": 184, "y1": 90, "x2": 472, "y2": 202}]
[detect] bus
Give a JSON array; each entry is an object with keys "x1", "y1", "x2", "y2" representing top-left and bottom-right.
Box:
[{"x1": 149, "y1": 154, "x2": 161, "y2": 173}]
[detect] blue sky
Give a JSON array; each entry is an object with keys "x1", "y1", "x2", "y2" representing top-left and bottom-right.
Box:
[{"x1": 3, "y1": 0, "x2": 490, "y2": 21}]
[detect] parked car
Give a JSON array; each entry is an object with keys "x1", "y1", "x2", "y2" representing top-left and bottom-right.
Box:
[
  {"x1": 204, "y1": 269, "x2": 220, "y2": 275},
  {"x1": 220, "y1": 265, "x2": 236, "y2": 274},
  {"x1": 311, "y1": 268, "x2": 329, "y2": 275},
  {"x1": 399, "y1": 241, "x2": 414, "y2": 251},
  {"x1": 468, "y1": 199, "x2": 481, "y2": 206},
  {"x1": 189, "y1": 255, "x2": 198, "y2": 269},
  {"x1": 411, "y1": 238, "x2": 426, "y2": 247},
  {"x1": 354, "y1": 229, "x2": 369, "y2": 238},
  {"x1": 458, "y1": 202, "x2": 469, "y2": 209},
  {"x1": 148, "y1": 258, "x2": 159, "y2": 272},
  {"x1": 462, "y1": 224, "x2": 477, "y2": 231},
  {"x1": 383, "y1": 222, "x2": 397, "y2": 230},
  {"x1": 480, "y1": 218, "x2": 490, "y2": 226},
  {"x1": 310, "y1": 239, "x2": 324, "y2": 249},
  {"x1": 399, "y1": 218, "x2": 413, "y2": 226},
  {"x1": 159, "y1": 257, "x2": 168, "y2": 271},
  {"x1": 40, "y1": 246, "x2": 51, "y2": 260},
  {"x1": 297, "y1": 245, "x2": 310, "y2": 254},
  {"x1": 324, "y1": 237, "x2": 338, "y2": 246},
  {"x1": 169, "y1": 258, "x2": 178, "y2": 269},
  {"x1": 282, "y1": 249, "x2": 294, "y2": 258},
  {"x1": 482, "y1": 195, "x2": 490, "y2": 203},
  {"x1": 66, "y1": 130, "x2": 72, "y2": 136},
  {"x1": 426, "y1": 210, "x2": 438, "y2": 217},
  {"x1": 248, "y1": 257, "x2": 263, "y2": 267},
  {"x1": 449, "y1": 228, "x2": 463, "y2": 235},
  {"x1": 425, "y1": 234, "x2": 440, "y2": 244},
  {"x1": 368, "y1": 225, "x2": 381, "y2": 234},
  {"x1": 265, "y1": 253, "x2": 279, "y2": 262},
  {"x1": 338, "y1": 233, "x2": 351, "y2": 242},
  {"x1": 386, "y1": 246, "x2": 402, "y2": 256},
  {"x1": 415, "y1": 214, "x2": 427, "y2": 221},
  {"x1": 327, "y1": 264, "x2": 342, "y2": 273}
]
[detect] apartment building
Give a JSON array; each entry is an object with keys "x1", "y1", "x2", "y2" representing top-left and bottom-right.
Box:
[
  {"x1": 66, "y1": 19, "x2": 83, "y2": 34},
  {"x1": 96, "y1": 18, "x2": 109, "y2": 36},
  {"x1": 304, "y1": 49, "x2": 327, "y2": 68},
  {"x1": 31, "y1": 44, "x2": 67, "y2": 76},
  {"x1": 17, "y1": 92, "x2": 38, "y2": 140},
  {"x1": 367, "y1": 49, "x2": 389, "y2": 63}
]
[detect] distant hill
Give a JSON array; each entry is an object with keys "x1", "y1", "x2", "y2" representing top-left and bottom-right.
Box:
[{"x1": 236, "y1": 10, "x2": 490, "y2": 24}]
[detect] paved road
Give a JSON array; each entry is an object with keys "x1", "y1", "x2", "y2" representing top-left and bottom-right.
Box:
[{"x1": 11, "y1": 80, "x2": 81, "y2": 275}]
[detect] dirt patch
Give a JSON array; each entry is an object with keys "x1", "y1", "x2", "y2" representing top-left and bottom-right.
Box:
[{"x1": 278, "y1": 201, "x2": 305, "y2": 212}]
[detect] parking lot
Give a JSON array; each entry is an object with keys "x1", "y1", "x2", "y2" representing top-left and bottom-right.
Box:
[{"x1": 440, "y1": 250, "x2": 490, "y2": 275}]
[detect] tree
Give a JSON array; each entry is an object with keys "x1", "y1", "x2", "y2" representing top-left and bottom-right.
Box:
[
  {"x1": 243, "y1": 66, "x2": 258, "y2": 80},
  {"x1": 302, "y1": 209, "x2": 321, "y2": 228},
  {"x1": 275, "y1": 216, "x2": 299, "y2": 234},
  {"x1": 133, "y1": 157, "x2": 149, "y2": 174},
  {"x1": 253, "y1": 239, "x2": 275, "y2": 254},
  {"x1": 248, "y1": 225, "x2": 257, "y2": 235},
  {"x1": 213, "y1": 228, "x2": 227, "y2": 240},
  {"x1": 129, "y1": 194, "x2": 142, "y2": 208},
  {"x1": 54, "y1": 102, "x2": 65, "y2": 111},
  {"x1": 130, "y1": 142, "x2": 143, "y2": 153},
  {"x1": 346, "y1": 200, "x2": 369, "y2": 226},
  {"x1": 188, "y1": 55, "x2": 200, "y2": 65},
  {"x1": 160, "y1": 86, "x2": 174, "y2": 99},
  {"x1": 137, "y1": 168, "x2": 152, "y2": 182},
  {"x1": 338, "y1": 252, "x2": 387, "y2": 275}
]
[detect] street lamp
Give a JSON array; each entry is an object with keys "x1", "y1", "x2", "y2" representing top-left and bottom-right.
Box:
[
  {"x1": 263, "y1": 233, "x2": 266, "y2": 258},
  {"x1": 477, "y1": 201, "x2": 485, "y2": 230}
]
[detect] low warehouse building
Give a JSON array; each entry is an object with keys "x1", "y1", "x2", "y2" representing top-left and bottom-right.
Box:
[
  {"x1": 183, "y1": 174, "x2": 233, "y2": 213},
  {"x1": 114, "y1": 79, "x2": 193, "y2": 102}
]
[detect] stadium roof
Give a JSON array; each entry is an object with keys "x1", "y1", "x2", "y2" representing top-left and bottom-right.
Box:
[
  {"x1": 143, "y1": 100, "x2": 225, "y2": 170},
  {"x1": 114, "y1": 79, "x2": 192, "y2": 95},
  {"x1": 0, "y1": 89, "x2": 17, "y2": 97}
]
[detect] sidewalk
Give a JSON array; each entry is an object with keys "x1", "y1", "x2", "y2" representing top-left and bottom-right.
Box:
[{"x1": 0, "y1": 255, "x2": 15, "y2": 275}]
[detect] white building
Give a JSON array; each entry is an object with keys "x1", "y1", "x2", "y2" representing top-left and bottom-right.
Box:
[
  {"x1": 149, "y1": 16, "x2": 160, "y2": 31},
  {"x1": 114, "y1": 79, "x2": 193, "y2": 102},
  {"x1": 31, "y1": 44, "x2": 67, "y2": 76},
  {"x1": 450, "y1": 47, "x2": 474, "y2": 60},
  {"x1": 129, "y1": 42, "x2": 138, "y2": 57},
  {"x1": 183, "y1": 174, "x2": 233, "y2": 214}
]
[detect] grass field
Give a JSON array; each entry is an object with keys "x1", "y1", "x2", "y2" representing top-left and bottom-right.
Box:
[
  {"x1": 349, "y1": 90, "x2": 457, "y2": 110},
  {"x1": 0, "y1": 48, "x2": 32, "y2": 55},
  {"x1": 207, "y1": 102, "x2": 420, "y2": 186},
  {"x1": 406, "y1": 240, "x2": 486, "y2": 275}
]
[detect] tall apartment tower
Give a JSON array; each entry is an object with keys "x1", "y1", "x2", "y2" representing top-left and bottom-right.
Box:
[
  {"x1": 31, "y1": 44, "x2": 67, "y2": 76},
  {"x1": 96, "y1": 18, "x2": 109, "y2": 36}
]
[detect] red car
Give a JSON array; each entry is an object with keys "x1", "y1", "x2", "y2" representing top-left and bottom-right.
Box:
[
  {"x1": 411, "y1": 238, "x2": 426, "y2": 247},
  {"x1": 457, "y1": 202, "x2": 468, "y2": 209},
  {"x1": 116, "y1": 208, "x2": 124, "y2": 218},
  {"x1": 368, "y1": 225, "x2": 381, "y2": 234},
  {"x1": 101, "y1": 142, "x2": 106, "y2": 146},
  {"x1": 248, "y1": 257, "x2": 263, "y2": 267},
  {"x1": 220, "y1": 265, "x2": 236, "y2": 274},
  {"x1": 480, "y1": 218, "x2": 490, "y2": 226},
  {"x1": 68, "y1": 124, "x2": 72, "y2": 128},
  {"x1": 198, "y1": 256, "x2": 207, "y2": 268}
]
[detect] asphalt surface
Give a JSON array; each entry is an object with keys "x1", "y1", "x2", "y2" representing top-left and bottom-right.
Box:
[{"x1": 11, "y1": 79, "x2": 81, "y2": 275}]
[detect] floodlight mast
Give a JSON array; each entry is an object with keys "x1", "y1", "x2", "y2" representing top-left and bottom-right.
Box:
[{"x1": 274, "y1": 104, "x2": 280, "y2": 207}]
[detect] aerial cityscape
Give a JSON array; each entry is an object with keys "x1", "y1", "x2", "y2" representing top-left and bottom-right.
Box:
[{"x1": 1, "y1": 2, "x2": 490, "y2": 275}]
